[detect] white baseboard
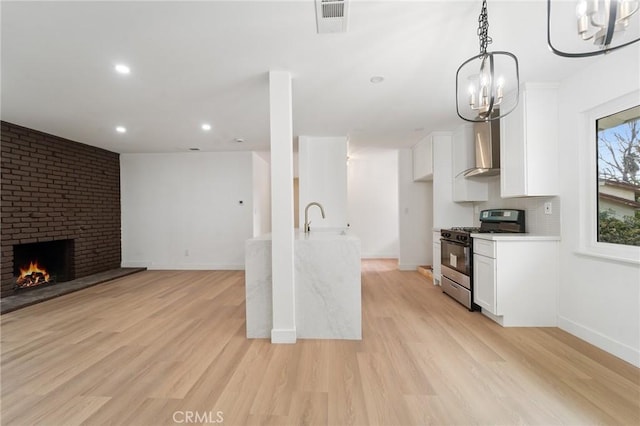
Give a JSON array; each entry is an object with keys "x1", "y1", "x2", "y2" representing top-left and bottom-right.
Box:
[
  {"x1": 360, "y1": 254, "x2": 397, "y2": 259},
  {"x1": 271, "y1": 328, "x2": 297, "y2": 344},
  {"x1": 558, "y1": 315, "x2": 640, "y2": 367},
  {"x1": 398, "y1": 263, "x2": 420, "y2": 271},
  {"x1": 121, "y1": 262, "x2": 244, "y2": 270}
]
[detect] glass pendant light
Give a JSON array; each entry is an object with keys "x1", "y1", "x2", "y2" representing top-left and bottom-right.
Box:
[
  {"x1": 456, "y1": 0, "x2": 520, "y2": 122},
  {"x1": 547, "y1": 0, "x2": 640, "y2": 57}
]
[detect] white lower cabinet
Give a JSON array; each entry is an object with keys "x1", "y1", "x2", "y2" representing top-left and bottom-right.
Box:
[
  {"x1": 472, "y1": 236, "x2": 559, "y2": 327},
  {"x1": 473, "y1": 252, "x2": 496, "y2": 313}
]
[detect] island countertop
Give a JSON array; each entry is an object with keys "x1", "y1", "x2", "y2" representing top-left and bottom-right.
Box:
[{"x1": 248, "y1": 228, "x2": 359, "y2": 242}]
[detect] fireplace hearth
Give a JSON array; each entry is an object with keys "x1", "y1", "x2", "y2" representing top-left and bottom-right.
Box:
[{"x1": 13, "y1": 240, "x2": 74, "y2": 291}]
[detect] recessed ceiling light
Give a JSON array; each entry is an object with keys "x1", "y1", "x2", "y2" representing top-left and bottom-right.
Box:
[
  {"x1": 201, "y1": 123, "x2": 212, "y2": 131},
  {"x1": 234, "y1": 138, "x2": 245, "y2": 143},
  {"x1": 189, "y1": 147, "x2": 200, "y2": 151},
  {"x1": 115, "y1": 126, "x2": 127, "y2": 133},
  {"x1": 370, "y1": 76, "x2": 385, "y2": 84},
  {"x1": 114, "y1": 64, "x2": 131, "y2": 75}
]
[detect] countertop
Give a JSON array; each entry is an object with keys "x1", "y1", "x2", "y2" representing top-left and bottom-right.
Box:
[{"x1": 471, "y1": 233, "x2": 560, "y2": 241}]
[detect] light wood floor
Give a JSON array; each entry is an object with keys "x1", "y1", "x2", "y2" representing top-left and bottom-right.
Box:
[{"x1": 1, "y1": 259, "x2": 639, "y2": 425}]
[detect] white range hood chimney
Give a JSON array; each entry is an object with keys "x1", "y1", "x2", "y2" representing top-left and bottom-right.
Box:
[{"x1": 463, "y1": 118, "x2": 501, "y2": 177}]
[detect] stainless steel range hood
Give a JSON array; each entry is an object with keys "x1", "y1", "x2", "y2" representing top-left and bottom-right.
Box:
[{"x1": 463, "y1": 118, "x2": 501, "y2": 177}]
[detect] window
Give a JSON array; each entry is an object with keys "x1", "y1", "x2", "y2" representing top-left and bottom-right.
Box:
[
  {"x1": 580, "y1": 90, "x2": 640, "y2": 264},
  {"x1": 596, "y1": 106, "x2": 640, "y2": 247}
]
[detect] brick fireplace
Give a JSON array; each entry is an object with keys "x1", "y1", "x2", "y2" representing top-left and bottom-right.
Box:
[{"x1": 1, "y1": 121, "x2": 121, "y2": 297}]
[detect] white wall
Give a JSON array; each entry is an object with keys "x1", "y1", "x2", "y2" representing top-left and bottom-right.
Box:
[
  {"x1": 252, "y1": 152, "x2": 271, "y2": 237},
  {"x1": 557, "y1": 46, "x2": 640, "y2": 367},
  {"x1": 398, "y1": 148, "x2": 432, "y2": 270},
  {"x1": 348, "y1": 147, "x2": 399, "y2": 258},
  {"x1": 298, "y1": 136, "x2": 348, "y2": 229},
  {"x1": 121, "y1": 152, "x2": 254, "y2": 269}
]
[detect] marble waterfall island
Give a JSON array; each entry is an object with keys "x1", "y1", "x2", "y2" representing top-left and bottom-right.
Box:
[{"x1": 245, "y1": 229, "x2": 361, "y2": 340}]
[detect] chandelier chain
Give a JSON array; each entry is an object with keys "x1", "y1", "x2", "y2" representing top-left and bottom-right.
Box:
[{"x1": 477, "y1": 0, "x2": 492, "y2": 55}]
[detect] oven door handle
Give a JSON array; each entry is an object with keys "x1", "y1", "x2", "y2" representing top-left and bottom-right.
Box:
[{"x1": 440, "y1": 239, "x2": 469, "y2": 248}]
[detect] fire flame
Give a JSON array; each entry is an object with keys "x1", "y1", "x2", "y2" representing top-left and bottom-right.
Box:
[{"x1": 16, "y1": 261, "x2": 50, "y2": 287}]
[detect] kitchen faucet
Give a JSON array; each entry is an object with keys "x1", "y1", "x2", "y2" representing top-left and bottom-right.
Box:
[{"x1": 304, "y1": 202, "x2": 325, "y2": 233}]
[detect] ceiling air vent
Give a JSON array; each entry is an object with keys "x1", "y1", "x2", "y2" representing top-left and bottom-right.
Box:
[{"x1": 315, "y1": 0, "x2": 349, "y2": 34}]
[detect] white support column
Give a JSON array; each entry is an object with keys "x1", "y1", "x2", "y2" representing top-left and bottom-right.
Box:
[{"x1": 269, "y1": 71, "x2": 296, "y2": 344}]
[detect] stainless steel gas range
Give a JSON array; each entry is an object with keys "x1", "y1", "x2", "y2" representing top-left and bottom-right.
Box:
[{"x1": 440, "y1": 209, "x2": 525, "y2": 311}]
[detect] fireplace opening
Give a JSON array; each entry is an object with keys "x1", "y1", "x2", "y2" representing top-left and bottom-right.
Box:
[{"x1": 13, "y1": 240, "x2": 74, "y2": 290}]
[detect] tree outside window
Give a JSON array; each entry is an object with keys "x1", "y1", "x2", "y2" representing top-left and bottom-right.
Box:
[{"x1": 597, "y1": 105, "x2": 640, "y2": 247}]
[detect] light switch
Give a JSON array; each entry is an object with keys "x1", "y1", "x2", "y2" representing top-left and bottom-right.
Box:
[{"x1": 544, "y1": 202, "x2": 552, "y2": 215}]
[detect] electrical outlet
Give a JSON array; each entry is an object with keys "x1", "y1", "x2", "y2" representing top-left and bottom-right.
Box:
[{"x1": 544, "y1": 202, "x2": 552, "y2": 215}]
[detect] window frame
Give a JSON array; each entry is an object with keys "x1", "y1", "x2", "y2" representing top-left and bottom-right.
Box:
[{"x1": 579, "y1": 90, "x2": 640, "y2": 265}]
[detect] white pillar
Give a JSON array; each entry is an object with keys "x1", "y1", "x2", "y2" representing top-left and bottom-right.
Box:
[{"x1": 269, "y1": 71, "x2": 296, "y2": 344}]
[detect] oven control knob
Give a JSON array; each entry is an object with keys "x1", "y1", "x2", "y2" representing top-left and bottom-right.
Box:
[{"x1": 457, "y1": 235, "x2": 467, "y2": 242}]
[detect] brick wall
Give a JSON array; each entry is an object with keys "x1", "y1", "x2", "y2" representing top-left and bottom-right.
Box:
[{"x1": 1, "y1": 121, "x2": 121, "y2": 297}]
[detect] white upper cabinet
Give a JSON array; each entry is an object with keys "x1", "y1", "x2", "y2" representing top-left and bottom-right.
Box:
[
  {"x1": 452, "y1": 123, "x2": 488, "y2": 202},
  {"x1": 432, "y1": 132, "x2": 474, "y2": 228},
  {"x1": 412, "y1": 135, "x2": 433, "y2": 181},
  {"x1": 500, "y1": 83, "x2": 559, "y2": 198}
]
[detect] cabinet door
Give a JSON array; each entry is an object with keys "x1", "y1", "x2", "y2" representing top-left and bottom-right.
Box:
[
  {"x1": 500, "y1": 91, "x2": 527, "y2": 197},
  {"x1": 520, "y1": 86, "x2": 559, "y2": 196},
  {"x1": 452, "y1": 124, "x2": 473, "y2": 180},
  {"x1": 412, "y1": 137, "x2": 433, "y2": 181},
  {"x1": 473, "y1": 253, "x2": 498, "y2": 314},
  {"x1": 500, "y1": 84, "x2": 559, "y2": 198},
  {"x1": 432, "y1": 132, "x2": 475, "y2": 227}
]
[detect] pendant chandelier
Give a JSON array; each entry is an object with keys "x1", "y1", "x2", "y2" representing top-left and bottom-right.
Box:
[
  {"x1": 547, "y1": 0, "x2": 640, "y2": 57},
  {"x1": 456, "y1": 0, "x2": 519, "y2": 122}
]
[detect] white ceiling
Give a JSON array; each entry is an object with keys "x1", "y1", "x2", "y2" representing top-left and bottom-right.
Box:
[{"x1": 1, "y1": 0, "x2": 596, "y2": 154}]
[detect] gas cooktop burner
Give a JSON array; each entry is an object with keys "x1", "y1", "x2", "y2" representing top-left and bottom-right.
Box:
[{"x1": 450, "y1": 227, "x2": 481, "y2": 233}]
